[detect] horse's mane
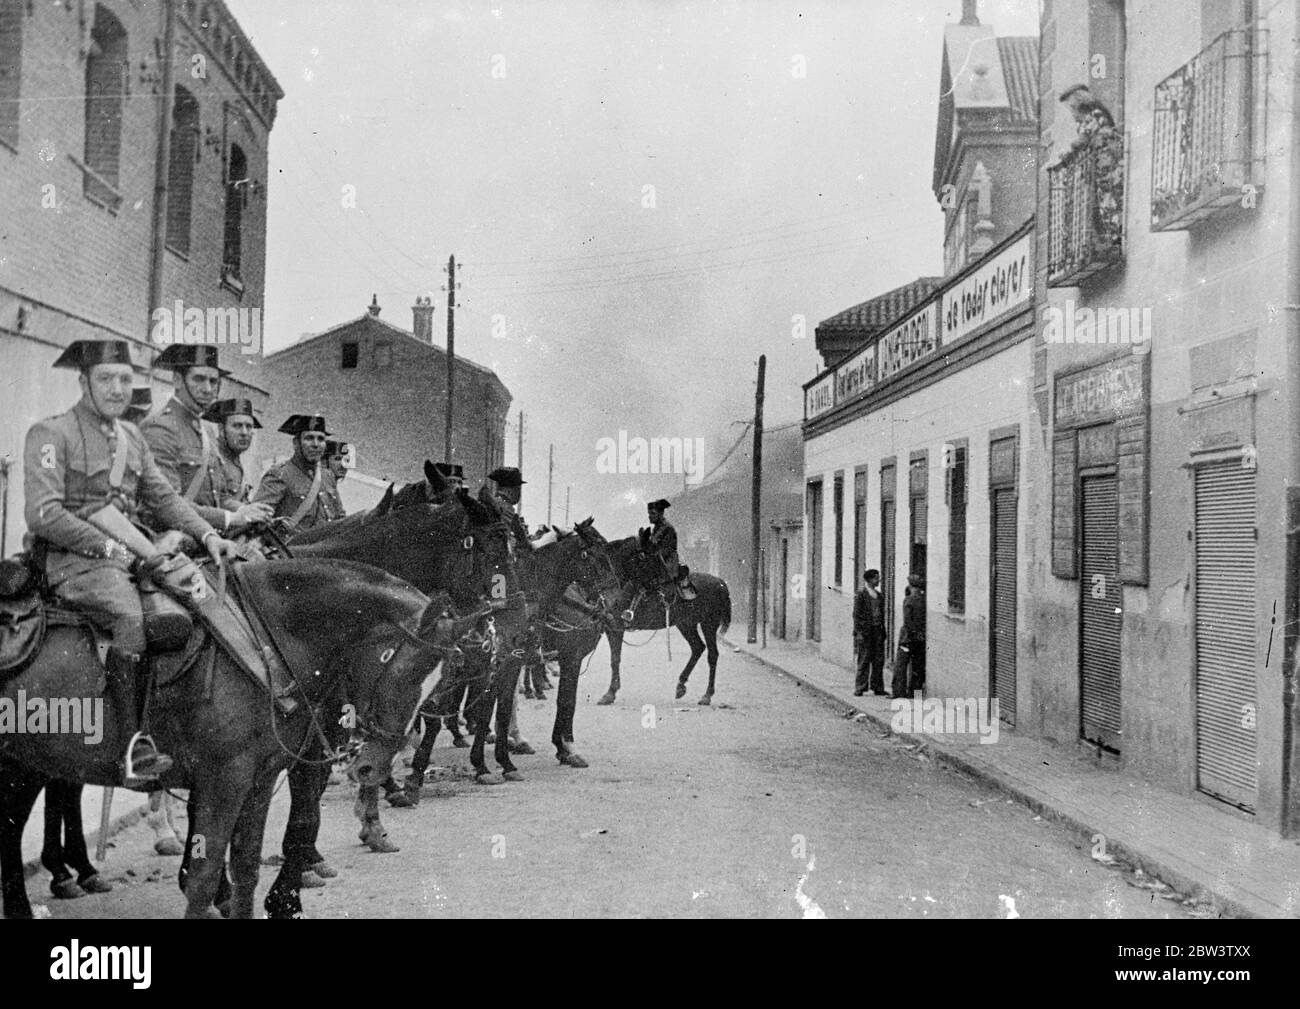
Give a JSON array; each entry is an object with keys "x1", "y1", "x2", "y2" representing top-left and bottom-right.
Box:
[{"x1": 241, "y1": 557, "x2": 432, "y2": 636}]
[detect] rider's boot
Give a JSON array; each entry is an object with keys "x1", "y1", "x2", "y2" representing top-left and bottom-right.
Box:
[
  {"x1": 677, "y1": 572, "x2": 698, "y2": 601},
  {"x1": 105, "y1": 647, "x2": 173, "y2": 781}
]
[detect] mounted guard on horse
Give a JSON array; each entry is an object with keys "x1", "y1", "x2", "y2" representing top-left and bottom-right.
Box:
[{"x1": 621, "y1": 498, "x2": 697, "y2": 623}]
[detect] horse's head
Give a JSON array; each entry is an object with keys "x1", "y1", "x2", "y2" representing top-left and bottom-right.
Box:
[
  {"x1": 348, "y1": 592, "x2": 479, "y2": 786},
  {"x1": 566, "y1": 518, "x2": 623, "y2": 604}
]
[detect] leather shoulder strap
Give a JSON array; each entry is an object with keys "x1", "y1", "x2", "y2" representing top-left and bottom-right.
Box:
[
  {"x1": 183, "y1": 421, "x2": 214, "y2": 502},
  {"x1": 109, "y1": 421, "x2": 128, "y2": 490},
  {"x1": 284, "y1": 463, "x2": 323, "y2": 531}
]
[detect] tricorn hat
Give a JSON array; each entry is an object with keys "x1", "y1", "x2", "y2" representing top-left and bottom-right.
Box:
[
  {"x1": 52, "y1": 339, "x2": 133, "y2": 370},
  {"x1": 488, "y1": 466, "x2": 525, "y2": 488},
  {"x1": 153, "y1": 344, "x2": 230, "y2": 375},
  {"x1": 278, "y1": 414, "x2": 331, "y2": 436},
  {"x1": 204, "y1": 397, "x2": 262, "y2": 428},
  {"x1": 433, "y1": 462, "x2": 465, "y2": 480},
  {"x1": 123, "y1": 387, "x2": 154, "y2": 423},
  {"x1": 324, "y1": 440, "x2": 351, "y2": 457},
  {"x1": 647, "y1": 499, "x2": 671, "y2": 511}
]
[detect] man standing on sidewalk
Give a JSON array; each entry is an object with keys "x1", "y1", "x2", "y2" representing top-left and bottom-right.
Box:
[
  {"x1": 853, "y1": 568, "x2": 886, "y2": 696},
  {"x1": 892, "y1": 574, "x2": 927, "y2": 698}
]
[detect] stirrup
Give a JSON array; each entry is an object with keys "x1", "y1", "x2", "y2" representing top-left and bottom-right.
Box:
[{"x1": 124, "y1": 731, "x2": 174, "y2": 780}]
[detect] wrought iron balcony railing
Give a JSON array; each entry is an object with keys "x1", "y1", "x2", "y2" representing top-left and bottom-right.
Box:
[
  {"x1": 1151, "y1": 28, "x2": 1268, "y2": 232},
  {"x1": 1047, "y1": 129, "x2": 1125, "y2": 287}
]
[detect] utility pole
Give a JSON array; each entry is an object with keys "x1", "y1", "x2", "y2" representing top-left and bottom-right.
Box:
[
  {"x1": 565, "y1": 485, "x2": 571, "y2": 525},
  {"x1": 443, "y1": 254, "x2": 456, "y2": 465},
  {"x1": 145, "y1": 0, "x2": 177, "y2": 338},
  {"x1": 547, "y1": 443, "x2": 554, "y2": 526},
  {"x1": 747, "y1": 355, "x2": 766, "y2": 643},
  {"x1": 517, "y1": 411, "x2": 524, "y2": 512}
]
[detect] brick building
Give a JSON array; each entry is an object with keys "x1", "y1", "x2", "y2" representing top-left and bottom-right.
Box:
[
  {"x1": 0, "y1": 0, "x2": 281, "y2": 553},
  {"x1": 258, "y1": 296, "x2": 512, "y2": 491}
]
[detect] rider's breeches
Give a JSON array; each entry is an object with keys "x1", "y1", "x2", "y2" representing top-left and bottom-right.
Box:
[{"x1": 52, "y1": 564, "x2": 146, "y2": 655}]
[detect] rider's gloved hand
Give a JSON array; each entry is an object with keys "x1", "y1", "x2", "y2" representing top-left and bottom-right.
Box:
[{"x1": 232, "y1": 502, "x2": 274, "y2": 530}]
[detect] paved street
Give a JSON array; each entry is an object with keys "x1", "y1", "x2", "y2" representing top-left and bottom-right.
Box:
[{"x1": 37, "y1": 637, "x2": 1198, "y2": 919}]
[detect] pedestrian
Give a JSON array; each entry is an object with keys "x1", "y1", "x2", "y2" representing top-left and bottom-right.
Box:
[
  {"x1": 853, "y1": 568, "x2": 886, "y2": 696},
  {"x1": 891, "y1": 574, "x2": 926, "y2": 699}
]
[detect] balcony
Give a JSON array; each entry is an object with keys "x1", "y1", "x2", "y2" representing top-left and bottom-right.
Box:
[
  {"x1": 1151, "y1": 29, "x2": 1268, "y2": 232},
  {"x1": 1047, "y1": 130, "x2": 1125, "y2": 286}
]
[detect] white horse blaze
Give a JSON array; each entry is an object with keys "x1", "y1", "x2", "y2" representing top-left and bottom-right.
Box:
[{"x1": 405, "y1": 659, "x2": 446, "y2": 735}]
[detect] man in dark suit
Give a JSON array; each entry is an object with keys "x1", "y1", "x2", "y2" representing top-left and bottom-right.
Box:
[
  {"x1": 853, "y1": 568, "x2": 886, "y2": 696},
  {"x1": 892, "y1": 574, "x2": 927, "y2": 698}
]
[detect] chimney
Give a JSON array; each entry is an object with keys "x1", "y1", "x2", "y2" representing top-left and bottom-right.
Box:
[
  {"x1": 412, "y1": 296, "x2": 434, "y2": 343},
  {"x1": 368, "y1": 294, "x2": 381, "y2": 317},
  {"x1": 960, "y1": 0, "x2": 979, "y2": 25}
]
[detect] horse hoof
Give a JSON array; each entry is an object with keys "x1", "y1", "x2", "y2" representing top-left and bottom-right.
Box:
[
  {"x1": 77, "y1": 873, "x2": 114, "y2": 894},
  {"x1": 596, "y1": 692, "x2": 617, "y2": 706},
  {"x1": 452, "y1": 737, "x2": 470, "y2": 748},
  {"x1": 154, "y1": 836, "x2": 184, "y2": 857},
  {"x1": 476, "y1": 772, "x2": 503, "y2": 785},
  {"x1": 386, "y1": 791, "x2": 415, "y2": 809},
  {"x1": 557, "y1": 752, "x2": 589, "y2": 769},
  {"x1": 262, "y1": 854, "x2": 286, "y2": 867},
  {"x1": 366, "y1": 836, "x2": 400, "y2": 854},
  {"x1": 50, "y1": 878, "x2": 85, "y2": 900},
  {"x1": 698, "y1": 695, "x2": 713, "y2": 706},
  {"x1": 485, "y1": 733, "x2": 497, "y2": 744},
  {"x1": 300, "y1": 870, "x2": 327, "y2": 889},
  {"x1": 675, "y1": 683, "x2": 687, "y2": 700},
  {"x1": 310, "y1": 860, "x2": 338, "y2": 879},
  {"x1": 185, "y1": 906, "x2": 225, "y2": 919},
  {"x1": 502, "y1": 770, "x2": 524, "y2": 782},
  {"x1": 508, "y1": 740, "x2": 535, "y2": 755}
]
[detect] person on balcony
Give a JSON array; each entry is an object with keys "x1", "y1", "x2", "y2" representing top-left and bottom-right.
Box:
[{"x1": 1060, "y1": 84, "x2": 1124, "y2": 261}]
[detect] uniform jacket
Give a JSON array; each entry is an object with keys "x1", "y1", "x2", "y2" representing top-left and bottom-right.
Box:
[
  {"x1": 853, "y1": 585, "x2": 886, "y2": 640},
  {"x1": 644, "y1": 519, "x2": 680, "y2": 578},
  {"x1": 252, "y1": 455, "x2": 345, "y2": 531},
  {"x1": 23, "y1": 398, "x2": 214, "y2": 585},
  {"x1": 139, "y1": 396, "x2": 227, "y2": 529},
  {"x1": 899, "y1": 586, "x2": 926, "y2": 646},
  {"x1": 494, "y1": 492, "x2": 532, "y2": 549},
  {"x1": 212, "y1": 441, "x2": 251, "y2": 510}
]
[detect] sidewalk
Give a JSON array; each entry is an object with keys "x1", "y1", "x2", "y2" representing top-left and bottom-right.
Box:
[{"x1": 727, "y1": 634, "x2": 1300, "y2": 919}]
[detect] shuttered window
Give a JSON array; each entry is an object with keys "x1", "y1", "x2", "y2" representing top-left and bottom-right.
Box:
[
  {"x1": 1194, "y1": 460, "x2": 1257, "y2": 811},
  {"x1": 833, "y1": 474, "x2": 844, "y2": 586},
  {"x1": 946, "y1": 441, "x2": 967, "y2": 612},
  {"x1": 991, "y1": 487, "x2": 1017, "y2": 725},
  {"x1": 1080, "y1": 474, "x2": 1122, "y2": 750}
]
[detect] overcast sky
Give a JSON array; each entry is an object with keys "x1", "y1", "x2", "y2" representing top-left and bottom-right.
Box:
[{"x1": 229, "y1": 0, "x2": 1039, "y2": 526}]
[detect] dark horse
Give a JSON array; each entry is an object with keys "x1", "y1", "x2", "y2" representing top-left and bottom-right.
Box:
[
  {"x1": 595, "y1": 536, "x2": 732, "y2": 706},
  {"x1": 398, "y1": 516, "x2": 623, "y2": 797},
  {"x1": 1, "y1": 558, "x2": 457, "y2": 919}
]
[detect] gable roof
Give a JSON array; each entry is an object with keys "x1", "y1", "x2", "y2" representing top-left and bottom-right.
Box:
[
  {"x1": 817, "y1": 277, "x2": 944, "y2": 333},
  {"x1": 996, "y1": 36, "x2": 1039, "y2": 125},
  {"x1": 265, "y1": 312, "x2": 508, "y2": 394}
]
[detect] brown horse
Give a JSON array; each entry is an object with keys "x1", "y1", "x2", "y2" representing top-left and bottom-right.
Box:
[
  {"x1": 1, "y1": 558, "x2": 457, "y2": 919},
  {"x1": 595, "y1": 536, "x2": 732, "y2": 706}
]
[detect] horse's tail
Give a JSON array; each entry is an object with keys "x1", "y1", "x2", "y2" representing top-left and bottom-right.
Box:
[{"x1": 719, "y1": 580, "x2": 731, "y2": 634}]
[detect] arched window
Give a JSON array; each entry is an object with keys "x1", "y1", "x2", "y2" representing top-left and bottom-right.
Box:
[
  {"x1": 222, "y1": 142, "x2": 247, "y2": 286},
  {"x1": 166, "y1": 85, "x2": 199, "y2": 255},
  {"x1": 83, "y1": 3, "x2": 127, "y2": 208},
  {"x1": 0, "y1": 0, "x2": 22, "y2": 151}
]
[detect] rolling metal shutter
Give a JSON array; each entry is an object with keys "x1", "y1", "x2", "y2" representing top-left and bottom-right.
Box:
[
  {"x1": 1080, "y1": 475, "x2": 1122, "y2": 750},
  {"x1": 1194, "y1": 461, "x2": 1257, "y2": 811},
  {"x1": 991, "y1": 488, "x2": 1017, "y2": 726}
]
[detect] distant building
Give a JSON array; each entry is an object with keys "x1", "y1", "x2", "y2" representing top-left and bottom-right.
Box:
[
  {"x1": 673, "y1": 423, "x2": 804, "y2": 635},
  {"x1": 259, "y1": 295, "x2": 512, "y2": 490},
  {"x1": 0, "y1": 0, "x2": 282, "y2": 554}
]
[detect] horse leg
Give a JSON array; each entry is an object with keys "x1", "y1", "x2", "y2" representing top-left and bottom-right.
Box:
[
  {"x1": 675, "y1": 623, "x2": 706, "y2": 701},
  {"x1": 700, "y1": 621, "x2": 720, "y2": 704},
  {"x1": 598, "y1": 628, "x2": 623, "y2": 704},
  {"x1": 401, "y1": 713, "x2": 437, "y2": 801},
  {"x1": 355, "y1": 782, "x2": 399, "y2": 853},
  {"x1": 496, "y1": 665, "x2": 523, "y2": 780},
  {"x1": 41, "y1": 783, "x2": 80, "y2": 899},
  {"x1": 52, "y1": 782, "x2": 110, "y2": 893},
  {"x1": 1, "y1": 773, "x2": 44, "y2": 919},
  {"x1": 466, "y1": 684, "x2": 499, "y2": 783},
  {"x1": 554, "y1": 647, "x2": 588, "y2": 768},
  {"x1": 147, "y1": 791, "x2": 183, "y2": 856},
  {"x1": 267, "y1": 761, "x2": 319, "y2": 918},
  {"x1": 228, "y1": 775, "x2": 275, "y2": 919},
  {"x1": 183, "y1": 778, "x2": 246, "y2": 919}
]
